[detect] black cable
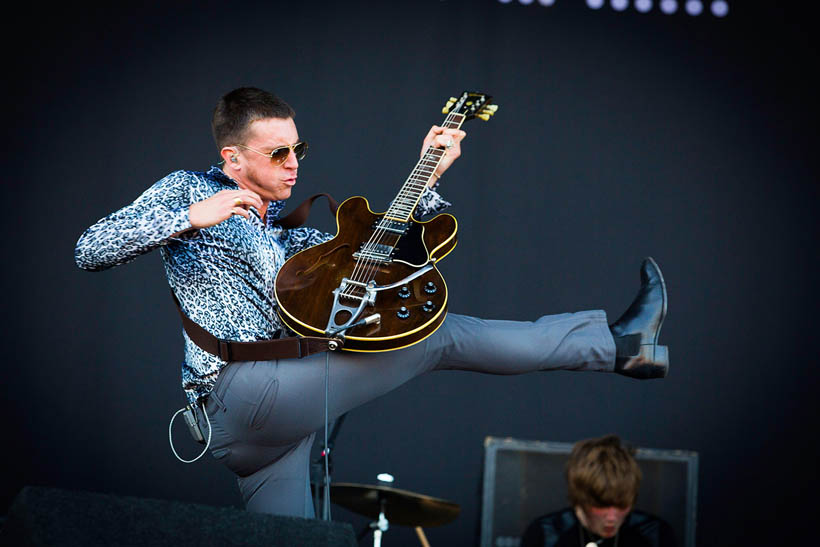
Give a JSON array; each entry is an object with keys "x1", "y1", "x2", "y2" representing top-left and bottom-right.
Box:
[{"x1": 322, "y1": 350, "x2": 332, "y2": 520}]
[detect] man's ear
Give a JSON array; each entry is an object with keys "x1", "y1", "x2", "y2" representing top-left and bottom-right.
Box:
[{"x1": 220, "y1": 147, "x2": 240, "y2": 170}]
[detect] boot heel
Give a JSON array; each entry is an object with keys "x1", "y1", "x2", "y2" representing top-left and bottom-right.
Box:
[
  {"x1": 655, "y1": 346, "x2": 669, "y2": 367},
  {"x1": 615, "y1": 344, "x2": 669, "y2": 379},
  {"x1": 654, "y1": 345, "x2": 670, "y2": 369}
]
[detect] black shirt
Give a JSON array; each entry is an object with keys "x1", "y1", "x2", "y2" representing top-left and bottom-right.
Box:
[{"x1": 521, "y1": 508, "x2": 677, "y2": 547}]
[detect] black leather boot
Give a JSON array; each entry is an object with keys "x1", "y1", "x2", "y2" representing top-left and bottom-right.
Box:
[{"x1": 609, "y1": 257, "x2": 669, "y2": 379}]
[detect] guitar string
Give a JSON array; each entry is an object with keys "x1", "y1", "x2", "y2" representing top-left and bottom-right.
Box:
[
  {"x1": 343, "y1": 113, "x2": 460, "y2": 296},
  {"x1": 346, "y1": 113, "x2": 465, "y2": 302},
  {"x1": 348, "y1": 113, "x2": 465, "y2": 296},
  {"x1": 341, "y1": 143, "x2": 448, "y2": 299},
  {"x1": 340, "y1": 119, "x2": 457, "y2": 301},
  {"x1": 341, "y1": 114, "x2": 459, "y2": 298}
]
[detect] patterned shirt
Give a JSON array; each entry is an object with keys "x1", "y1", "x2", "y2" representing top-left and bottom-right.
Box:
[{"x1": 75, "y1": 166, "x2": 451, "y2": 404}]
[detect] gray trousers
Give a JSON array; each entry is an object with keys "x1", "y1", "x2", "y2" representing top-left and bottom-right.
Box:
[{"x1": 203, "y1": 311, "x2": 615, "y2": 517}]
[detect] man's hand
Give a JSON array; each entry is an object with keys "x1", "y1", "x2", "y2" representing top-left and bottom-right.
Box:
[
  {"x1": 188, "y1": 189, "x2": 265, "y2": 229},
  {"x1": 421, "y1": 126, "x2": 467, "y2": 186}
]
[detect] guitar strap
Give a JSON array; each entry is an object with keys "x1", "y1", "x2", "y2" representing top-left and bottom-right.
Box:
[
  {"x1": 172, "y1": 193, "x2": 343, "y2": 361},
  {"x1": 275, "y1": 192, "x2": 339, "y2": 229}
]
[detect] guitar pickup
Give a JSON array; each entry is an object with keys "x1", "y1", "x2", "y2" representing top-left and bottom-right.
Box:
[
  {"x1": 373, "y1": 219, "x2": 411, "y2": 235},
  {"x1": 353, "y1": 243, "x2": 395, "y2": 263}
]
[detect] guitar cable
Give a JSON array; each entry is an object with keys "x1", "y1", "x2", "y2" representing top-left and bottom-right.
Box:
[
  {"x1": 168, "y1": 402, "x2": 212, "y2": 464},
  {"x1": 322, "y1": 350, "x2": 332, "y2": 520}
]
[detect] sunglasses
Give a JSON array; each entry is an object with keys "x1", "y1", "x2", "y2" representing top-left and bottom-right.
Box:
[{"x1": 235, "y1": 141, "x2": 308, "y2": 165}]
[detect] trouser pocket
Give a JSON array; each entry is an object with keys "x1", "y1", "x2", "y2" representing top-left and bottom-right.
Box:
[{"x1": 249, "y1": 375, "x2": 279, "y2": 430}]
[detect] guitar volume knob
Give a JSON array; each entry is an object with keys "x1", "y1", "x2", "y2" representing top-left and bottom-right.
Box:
[
  {"x1": 398, "y1": 285, "x2": 411, "y2": 299},
  {"x1": 424, "y1": 281, "x2": 437, "y2": 294},
  {"x1": 422, "y1": 301, "x2": 435, "y2": 313},
  {"x1": 397, "y1": 306, "x2": 410, "y2": 319}
]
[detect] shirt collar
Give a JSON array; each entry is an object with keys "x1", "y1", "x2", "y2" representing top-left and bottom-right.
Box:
[{"x1": 207, "y1": 165, "x2": 287, "y2": 225}]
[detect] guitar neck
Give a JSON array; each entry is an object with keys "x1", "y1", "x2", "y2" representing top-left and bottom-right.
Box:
[{"x1": 384, "y1": 112, "x2": 467, "y2": 222}]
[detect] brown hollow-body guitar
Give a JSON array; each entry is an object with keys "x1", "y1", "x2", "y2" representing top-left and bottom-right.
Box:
[{"x1": 274, "y1": 92, "x2": 497, "y2": 352}]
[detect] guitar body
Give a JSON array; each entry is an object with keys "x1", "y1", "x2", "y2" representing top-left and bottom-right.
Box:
[
  {"x1": 275, "y1": 91, "x2": 495, "y2": 352},
  {"x1": 275, "y1": 196, "x2": 458, "y2": 352}
]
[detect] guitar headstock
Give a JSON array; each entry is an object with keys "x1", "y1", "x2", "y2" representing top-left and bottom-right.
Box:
[{"x1": 442, "y1": 91, "x2": 498, "y2": 122}]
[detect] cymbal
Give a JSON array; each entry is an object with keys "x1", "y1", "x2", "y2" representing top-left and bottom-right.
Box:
[{"x1": 328, "y1": 482, "x2": 460, "y2": 527}]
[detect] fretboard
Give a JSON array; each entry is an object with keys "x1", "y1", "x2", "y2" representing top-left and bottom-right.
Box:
[{"x1": 384, "y1": 112, "x2": 466, "y2": 222}]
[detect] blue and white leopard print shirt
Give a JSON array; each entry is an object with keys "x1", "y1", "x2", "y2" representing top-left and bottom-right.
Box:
[{"x1": 75, "y1": 166, "x2": 452, "y2": 404}]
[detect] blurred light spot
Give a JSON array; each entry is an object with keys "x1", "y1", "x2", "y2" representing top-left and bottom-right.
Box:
[
  {"x1": 660, "y1": 0, "x2": 677, "y2": 13},
  {"x1": 711, "y1": 0, "x2": 728, "y2": 16},
  {"x1": 587, "y1": 0, "x2": 605, "y2": 8},
  {"x1": 612, "y1": 0, "x2": 629, "y2": 10},
  {"x1": 635, "y1": 0, "x2": 652, "y2": 12},
  {"x1": 539, "y1": 0, "x2": 556, "y2": 5},
  {"x1": 498, "y1": 0, "x2": 513, "y2": 4},
  {"x1": 519, "y1": 0, "x2": 535, "y2": 4},
  {"x1": 685, "y1": 0, "x2": 703, "y2": 14}
]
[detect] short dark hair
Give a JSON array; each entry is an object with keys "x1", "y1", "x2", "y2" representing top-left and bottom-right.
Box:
[
  {"x1": 566, "y1": 434, "x2": 642, "y2": 509},
  {"x1": 211, "y1": 87, "x2": 295, "y2": 150}
]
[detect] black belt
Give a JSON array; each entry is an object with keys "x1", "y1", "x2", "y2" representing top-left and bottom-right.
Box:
[{"x1": 171, "y1": 292, "x2": 342, "y2": 361}]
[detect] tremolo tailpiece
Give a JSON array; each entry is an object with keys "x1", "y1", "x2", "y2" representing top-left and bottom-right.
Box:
[{"x1": 324, "y1": 262, "x2": 436, "y2": 338}]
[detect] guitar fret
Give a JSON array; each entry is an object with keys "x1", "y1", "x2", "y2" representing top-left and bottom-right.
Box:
[{"x1": 382, "y1": 111, "x2": 467, "y2": 223}]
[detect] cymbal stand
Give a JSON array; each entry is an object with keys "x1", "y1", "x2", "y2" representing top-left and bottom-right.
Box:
[{"x1": 369, "y1": 498, "x2": 389, "y2": 547}]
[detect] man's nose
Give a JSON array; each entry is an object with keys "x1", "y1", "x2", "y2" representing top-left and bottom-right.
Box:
[{"x1": 284, "y1": 149, "x2": 299, "y2": 168}]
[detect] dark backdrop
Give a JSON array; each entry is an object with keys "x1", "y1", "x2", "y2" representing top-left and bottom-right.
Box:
[{"x1": 3, "y1": 1, "x2": 817, "y2": 545}]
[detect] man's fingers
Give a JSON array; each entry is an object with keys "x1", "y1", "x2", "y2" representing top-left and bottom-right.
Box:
[
  {"x1": 238, "y1": 190, "x2": 264, "y2": 208},
  {"x1": 425, "y1": 125, "x2": 443, "y2": 139},
  {"x1": 230, "y1": 207, "x2": 250, "y2": 220},
  {"x1": 429, "y1": 129, "x2": 466, "y2": 148},
  {"x1": 227, "y1": 190, "x2": 263, "y2": 210},
  {"x1": 422, "y1": 127, "x2": 466, "y2": 155}
]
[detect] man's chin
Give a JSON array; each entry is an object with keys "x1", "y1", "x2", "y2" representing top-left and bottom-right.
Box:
[
  {"x1": 600, "y1": 527, "x2": 618, "y2": 538},
  {"x1": 273, "y1": 188, "x2": 293, "y2": 201}
]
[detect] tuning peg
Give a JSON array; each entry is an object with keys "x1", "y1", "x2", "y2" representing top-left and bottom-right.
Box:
[
  {"x1": 442, "y1": 107, "x2": 450, "y2": 114},
  {"x1": 477, "y1": 113, "x2": 490, "y2": 121},
  {"x1": 450, "y1": 97, "x2": 458, "y2": 102},
  {"x1": 486, "y1": 104, "x2": 499, "y2": 112}
]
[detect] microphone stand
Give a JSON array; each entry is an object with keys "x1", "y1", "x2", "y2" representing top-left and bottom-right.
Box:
[{"x1": 311, "y1": 412, "x2": 347, "y2": 519}]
